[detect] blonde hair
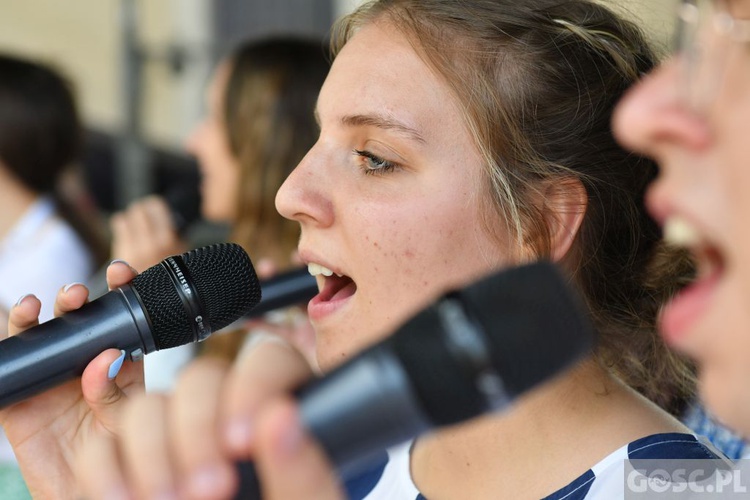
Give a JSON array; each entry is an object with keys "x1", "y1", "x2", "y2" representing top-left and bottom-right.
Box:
[
  {"x1": 199, "y1": 38, "x2": 329, "y2": 361},
  {"x1": 224, "y1": 38, "x2": 329, "y2": 269}
]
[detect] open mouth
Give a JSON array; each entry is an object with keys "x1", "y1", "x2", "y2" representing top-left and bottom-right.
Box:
[
  {"x1": 663, "y1": 217, "x2": 725, "y2": 285},
  {"x1": 660, "y1": 217, "x2": 725, "y2": 343},
  {"x1": 319, "y1": 274, "x2": 357, "y2": 302},
  {"x1": 307, "y1": 262, "x2": 357, "y2": 303}
]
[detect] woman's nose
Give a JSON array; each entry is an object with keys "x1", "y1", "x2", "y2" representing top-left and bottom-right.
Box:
[
  {"x1": 613, "y1": 59, "x2": 712, "y2": 159},
  {"x1": 275, "y1": 144, "x2": 335, "y2": 228}
]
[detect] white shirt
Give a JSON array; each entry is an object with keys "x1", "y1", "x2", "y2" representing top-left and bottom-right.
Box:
[
  {"x1": 0, "y1": 196, "x2": 94, "y2": 322},
  {"x1": 0, "y1": 196, "x2": 94, "y2": 466}
]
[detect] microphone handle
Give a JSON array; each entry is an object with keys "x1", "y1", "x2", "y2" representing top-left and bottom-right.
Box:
[
  {"x1": 233, "y1": 346, "x2": 431, "y2": 499},
  {"x1": 0, "y1": 286, "x2": 153, "y2": 408},
  {"x1": 244, "y1": 268, "x2": 318, "y2": 319}
]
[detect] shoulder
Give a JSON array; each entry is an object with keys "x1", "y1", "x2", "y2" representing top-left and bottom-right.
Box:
[{"x1": 543, "y1": 433, "x2": 729, "y2": 500}]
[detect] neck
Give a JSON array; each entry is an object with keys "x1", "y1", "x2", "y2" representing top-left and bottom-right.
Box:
[
  {"x1": 0, "y1": 165, "x2": 40, "y2": 241},
  {"x1": 411, "y1": 359, "x2": 687, "y2": 499}
]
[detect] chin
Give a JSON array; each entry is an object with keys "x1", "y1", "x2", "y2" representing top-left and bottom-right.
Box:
[{"x1": 700, "y1": 365, "x2": 750, "y2": 439}]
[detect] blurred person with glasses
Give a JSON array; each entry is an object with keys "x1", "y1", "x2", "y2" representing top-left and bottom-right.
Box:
[{"x1": 615, "y1": 0, "x2": 750, "y2": 443}]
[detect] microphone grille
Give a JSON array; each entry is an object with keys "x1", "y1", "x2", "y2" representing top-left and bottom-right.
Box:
[
  {"x1": 132, "y1": 243, "x2": 261, "y2": 350},
  {"x1": 458, "y1": 261, "x2": 595, "y2": 397},
  {"x1": 390, "y1": 261, "x2": 594, "y2": 427}
]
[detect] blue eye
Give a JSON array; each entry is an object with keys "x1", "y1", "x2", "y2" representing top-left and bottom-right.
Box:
[{"x1": 354, "y1": 149, "x2": 398, "y2": 175}]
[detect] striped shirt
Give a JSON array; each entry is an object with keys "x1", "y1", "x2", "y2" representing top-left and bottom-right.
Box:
[{"x1": 343, "y1": 433, "x2": 726, "y2": 500}]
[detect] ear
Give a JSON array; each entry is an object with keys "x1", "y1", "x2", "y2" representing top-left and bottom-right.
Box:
[{"x1": 542, "y1": 177, "x2": 587, "y2": 262}]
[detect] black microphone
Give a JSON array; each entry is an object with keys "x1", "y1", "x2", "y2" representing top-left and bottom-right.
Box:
[
  {"x1": 235, "y1": 261, "x2": 596, "y2": 498},
  {"x1": 0, "y1": 243, "x2": 260, "y2": 408},
  {"x1": 243, "y1": 267, "x2": 318, "y2": 319}
]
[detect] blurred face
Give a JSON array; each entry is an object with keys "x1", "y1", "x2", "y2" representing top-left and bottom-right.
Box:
[
  {"x1": 185, "y1": 61, "x2": 239, "y2": 222},
  {"x1": 275, "y1": 20, "x2": 513, "y2": 370},
  {"x1": 614, "y1": 0, "x2": 750, "y2": 434}
]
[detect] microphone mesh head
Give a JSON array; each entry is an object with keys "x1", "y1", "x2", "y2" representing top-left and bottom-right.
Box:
[
  {"x1": 458, "y1": 261, "x2": 595, "y2": 396},
  {"x1": 390, "y1": 261, "x2": 595, "y2": 426},
  {"x1": 131, "y1": 243, "x2": 261, "y2": 350}
]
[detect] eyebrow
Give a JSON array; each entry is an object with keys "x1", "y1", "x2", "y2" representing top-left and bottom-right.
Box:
[
  {"x1": 314, "y1": 108, "x2": 426, "y2": 145},
  {"x1": 341, "y1": 114, "x2": 427, "y2": 144}
]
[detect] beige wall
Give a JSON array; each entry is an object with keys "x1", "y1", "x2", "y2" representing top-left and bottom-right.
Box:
[
  {"x1": 606, "y1": 0, "x2": 678, "y2": 54},
  {"x1": 0, "y1": 1, "x2": 120, "y2": 129},
  {"x1": 0, "y1": 0, "x2": 212, "y2": 147},
  {"x1": 0, "y1": 0, "x2": 676, "y2": 147}
]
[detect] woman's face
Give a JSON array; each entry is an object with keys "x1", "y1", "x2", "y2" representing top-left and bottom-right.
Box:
[
  {"x1": 185, "y1": 61, "x2": 239, "y2": 223},
  {"x1": 614, "y1": 0, "x2": 750, "y2": 435},
  {"x1": 276, "y1": 20, "x2": 514, "y2": 371}
]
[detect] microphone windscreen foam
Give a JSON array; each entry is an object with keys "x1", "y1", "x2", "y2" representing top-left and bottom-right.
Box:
[
  {"x1": 131, "y1": 243, "x2": 261, "y2": 350},
  {"x1": 459, "y1": 261, "x2": 595, "y2": 397},
  {"x1": 389, "y1": 261, "x2": 595, "y2": 427}
]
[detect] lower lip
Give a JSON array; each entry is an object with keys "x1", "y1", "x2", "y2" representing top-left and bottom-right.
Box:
[{"x1": 659, "y1": 271, "x2": 721, "y2": 346}]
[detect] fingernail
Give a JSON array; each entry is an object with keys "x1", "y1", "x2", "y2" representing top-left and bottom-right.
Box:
[
  {"x1": 108, "y1": 350, "x2": 126, "y2": 379},
  {"x1": 153, "y1": 491, "x2": 178, "y2": 500},
  {"x1": 256, "y1": 258, "x2": 275, "y2": 276},
  {"x1": 101, "y1": 486, "x2": 131, "y2": 500},
  {"x1": 225, "y1": 420, "x2": 254, "y2": 451},
  {"x1": 14, "y1": 294, "x2": 33, "y2": 307},
  {"x1": 188, "y1": 465, "x2": 227, "y2": 498},
  {"x1": 63, "y1": 282, "x2": 85, "y2": 294},
  {"x1": 109, "y1": 259, "x2": 136, "y2": 273}
]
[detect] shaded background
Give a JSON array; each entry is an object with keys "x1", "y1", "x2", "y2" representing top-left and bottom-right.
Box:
[{"x1": 0, "y1": 0, "x2": 678, "y2": 244}]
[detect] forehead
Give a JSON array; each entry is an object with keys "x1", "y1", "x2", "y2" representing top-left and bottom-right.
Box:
[{"x1": 318, "y1": 20, "x2": 461, "y2": 140}]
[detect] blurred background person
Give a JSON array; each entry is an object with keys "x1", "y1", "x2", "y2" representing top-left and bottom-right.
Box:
[
  {"x1": 614, "y1": 0, "x2": 750, "y2": 452},
  {"x1": 0, "y1": 53, "x2": 107, "y2": 499},
  {"x1": 108, "y1": 37, "x2": 329, "y2": 389}
]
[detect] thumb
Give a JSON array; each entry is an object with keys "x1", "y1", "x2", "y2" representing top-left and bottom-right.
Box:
[
  {"x1": 81, "y1": 348, "x2": 145, "y2": 432},
  {"x1": 255, "y1": 398, "x2": 344, "y2": 500}
]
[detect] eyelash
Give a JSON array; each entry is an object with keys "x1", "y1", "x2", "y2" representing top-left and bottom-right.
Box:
[{"x1": 353, "y1": 149, "x2": 399, "y2": 175}]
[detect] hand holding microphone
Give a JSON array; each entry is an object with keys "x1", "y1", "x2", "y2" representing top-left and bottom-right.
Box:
[
  {"x1": 234, "y1": 261, "x2": 595, "y2": 498},
  {"x1": 0, "y1": 243, "x2": 261, "y2": 408},
  {"x1": 0, "y1": 243, "x2": 260, "y2": 498},
  {"x1": 75, "y1": 262, "x2": 595, "y2": 500}
]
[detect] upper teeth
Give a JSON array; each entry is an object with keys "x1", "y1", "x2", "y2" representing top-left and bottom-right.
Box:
[
  {"x1": 308, "y1": 262, "x2": 339, "y2": 277},
  {"x1": 663, "y1": 216, "x2": 701, "y2": 248}
]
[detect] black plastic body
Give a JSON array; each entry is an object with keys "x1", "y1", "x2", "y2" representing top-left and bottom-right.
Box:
[
  {"x1": 232, "y1": 261, "x2": 595, "y2": 499},
  {"x1": 234, "y1": 345, "x2": 430, "y2": 499},
  {"x1": 244, "y1": 268, "x2": 318, "y2": 318},
  {"x1": 0, "y1": 285, "x2": 152, "y2": 408}
]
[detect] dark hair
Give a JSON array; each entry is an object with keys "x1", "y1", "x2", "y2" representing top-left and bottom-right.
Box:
[
  {"x1": 333, "y1": 0, "x2": 694, "y2": 414},
  {"x1": 224, "y1": 38, "x2": 329, "y2": 268},
  {"x1": 0, "y1": 53, "x2": 106, "y2": 265},
  {"x1": 0, "y1": 54, "x2": 81, "y2": 191}
]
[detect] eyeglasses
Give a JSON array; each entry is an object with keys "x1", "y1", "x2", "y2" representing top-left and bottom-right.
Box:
[{"x1": 674, "y1": 0, "x2": 750, "y2": 111}]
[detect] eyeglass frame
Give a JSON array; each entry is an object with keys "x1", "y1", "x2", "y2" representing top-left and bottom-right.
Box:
[{"x1": 673, "y1": 0, "x2": 750, "y2": 111}]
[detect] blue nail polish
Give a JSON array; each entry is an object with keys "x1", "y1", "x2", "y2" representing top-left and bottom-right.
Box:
[{"x1": 108, "y1": 350, "x2": 126, "y2": 379}]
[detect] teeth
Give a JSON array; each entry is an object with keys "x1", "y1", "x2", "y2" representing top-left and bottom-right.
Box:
[
  {"x1": 663, "y1": 216, "x2": 701, "y2": 248},
  {"x1": 307, "y1": 262, "x2": 335, "y2": 277}
]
